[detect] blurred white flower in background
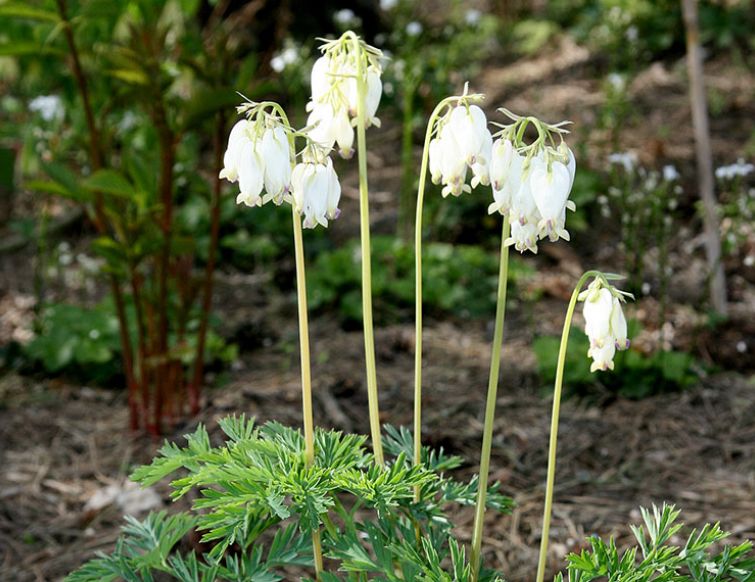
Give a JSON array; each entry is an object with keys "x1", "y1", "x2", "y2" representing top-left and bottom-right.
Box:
[
  {"x1": 608, "y1": 151, "x2": 637, "y2": 172},
  {"x1": 334, "y1": 8, "x2": 359, "y2": 27},
  {"x1": 406, "y1": 21, "x2": 422, "y2": 36},
  {"x1": 715, "y1": 158, "x2": 754, "y2": 180},
  {"x1": 270, "y1": 46, "x2": 300, "y2": 73},
  {"x1": 465, "y1": 9, "x2": 482, "y2": 25},
  {"x1": 29, "y1": 95, "x2": 64, "y2": 121},
  {"x1": 662, "y1": 165, "x2": 679, "y2": 182}
]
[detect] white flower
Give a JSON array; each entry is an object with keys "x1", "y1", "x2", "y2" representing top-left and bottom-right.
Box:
[
  {"x1": 715, "y1": 158, "x2": 754, "y2": 180},
  {"x1": 406, "y1": 21, "x2": 422, "y2": 36},
  {"x1": 505, "y1": 221, "x2": 539, "y2": 254},
  {"x1": 589, "y1": 340, "x2": 616, "y2": 372},
  {"x1": 580, "y1": 281, "x2": 631, "y2": 372},
  {"x1": 306, "y1": 36, "x2": 383, "y2": 156},
  {"x1": 608, "y1": 151, "x2": 637, "y2": 173},
  {"x1": 530, "y1": 157, "x2": 572, "y2": 242},
  {"x1": 662, "y1": 165, "x2": 679, "y2": 182},
  {"x1": 310, "y1": 55, "x2": 333, "y2": 103},
  {"x1": 510, "y1": 171, "x2": 539, "y2": 228},
  {"x1": 260, "y1": 127, "x2": 292, "y2": 203},
  {"x1": 465, "y1": 9, "x2": 481, "y2": 25},
  {"x1": 270, "y1": 47, "x2": 299, "y2": 73},
  {"x1": 291, "y1": 157, "x2": 342, "y2": 229},
  {"x1": 219, "y1": 119, "x2": 250, "y2": 182},
  {"x1": 489, "y1": 139, "x2": 523, "y2": 215},
  {"x1": 429, "y1": 104, "x2": 492, "y2": 198},
  {"x1": 334, "y1": 8, "x2": 357, "y2": 25},
  {"x1": 220, "y1": 111, "x2": 293, "y2": 209},
  {"x1": 448, "y1": 105, "x2": 490, "y2": 165},
  {"x1": 29, "y1": 95, "x2": 64, "y2": 121},
  {"x1": 610, "y1": 296, "x2": 629, "y2": 350},
  {"x1": 583, "y1": 287, "x2": 613, "y2": 340},
  {"x1": 236, "y1": 140, "x2": 265, "y2": 207},
  {"x1": 306, "y1": 103, "x2": 354, "y2": 158},
  {"x1": 489, "y1": 116, "x2": 576, "y2": 254}
]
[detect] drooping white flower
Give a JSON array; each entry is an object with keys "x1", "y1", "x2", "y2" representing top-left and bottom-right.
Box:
[
  {"x1": 589, "y1": 340, "x2": 616, "y2": 372},
  {"x1": 219, "y1": 119, "x2": 251, "y2": 182},
  {"x1": 220, "y1": 107, "x2": 295, "y2": 210},
  {"x1": 579, "y1": 280, "x2": 632, "y2": 372},
  {"x1": 610, "y1": 296, "x2": 630, "y2": 350},
  {"x1": 489, "y1": 139, "x2": 523, "y2": 215},
  {"x1": 291, "y1": 157, "x2": 342, "y2": 229},
  {"x1": 582, "y1": 287, "x2": 613, "y2": 341},
  {"x1": 530, "y1": 157, "x2": 572, "y2": 242},
  {"x1": 448, "y1": 105, "x2": 490, "y2": 165},
  {"x1": 491, "y1": 113, "x2": 577, "y2": 254},
  {"x1": 429, "y1": 103, "x2": 493, "y2": 198},
  {"x1": 236, "y1": 140, "x2": 265, "y2": 207},
  {"x1": 306, "y1": 35, "x2": 383, "y2": 157},
  {"x1": 307, "y1": 103, "x2": 354, "y2": 158},
  {"x1": 505, "y1": 220, "x2": 539, "y2": 254},
  {"x1": 260, "y1": 127, "x2": 292, "y2": 203}
]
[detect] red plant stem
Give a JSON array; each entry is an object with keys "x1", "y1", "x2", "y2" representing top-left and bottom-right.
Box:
[
  {"x1": 55, "y1": 0, "x2": 139, "y2": 429},
  {"x1": 129, "y1": 269, "x2": 149, "y2": 420},
  {"x1": 189, "y1": 111, "x2": 226, "y2": 415}
]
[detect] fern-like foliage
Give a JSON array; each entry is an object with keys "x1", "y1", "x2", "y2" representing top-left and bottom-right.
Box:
[
  {"x1": 69, "y1": 416, "x2": 515, "y2": 580},
  {"x1": 555, "y1": 503, "x2": 755, "y2": 582},
  {"x1": 66, "y1": 515, "x2": 310, "y2": 582}
]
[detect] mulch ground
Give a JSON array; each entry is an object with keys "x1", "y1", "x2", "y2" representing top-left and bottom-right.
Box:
[{"x1": 1, "y1": 314, "x2": 754, "y2": 580}]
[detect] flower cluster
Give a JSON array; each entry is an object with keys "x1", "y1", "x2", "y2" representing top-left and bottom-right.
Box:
[
  {"x1": 715, "y1": 159, "x2": 754, "y2": 181},
  {"x1": 220, "y1": 117, "x2": 291, "y2": 208},
  {"x1": 579, "y1": 278, "x2": 631, "y2": 372},
  {"x1": 429, "y1": 100, "x2": 493, "y2": 197},
  {"x1": 306, "y1": 36, "x2": 383, "y2": 158},
  {"x1": 219, "y1": 103, "x2": 342, "y2": 229},
  {"x1": 488, "y1": 110, "x2": 576, "y2": 254}
]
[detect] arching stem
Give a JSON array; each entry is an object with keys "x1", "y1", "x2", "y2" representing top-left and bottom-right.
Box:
[
  {"x1": 535, "y1": 270, "x2": 600, "y2": 582},
  {"x1": 470, "y1": 215, "x2": 511, "y2": 581},
  {"x1": 413, "y1": 94, "x2": 483, "y2": 497}
]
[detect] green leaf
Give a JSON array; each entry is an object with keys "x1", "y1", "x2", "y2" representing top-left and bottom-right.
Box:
[
  {"x1": 107, "y1": 68, "x2": 149, "y2": 85},
  {"x1": 82, "y1": 170, "x2": 136, "y2": 198},
  {"x1": 41, "y1": 162, "x2": 89, "y2": 201},
  {"x1": 0, "y1": 3, "x2": 60, "y2": 22},
  {"x1": 0, "y1": 42, "x2": 63, "y2": 57}
]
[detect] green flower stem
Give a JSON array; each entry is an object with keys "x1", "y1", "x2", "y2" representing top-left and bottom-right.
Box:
[
  {"x1": 470, "y1": 215, "x2": 511, "y2": 581},
  {"x1": 535, "y1": 270, "x2": 600, "y2": 582},
  {"x1": 413, "y1": 94, "x2": 480, "y2": 497},
  {"x1": 268, "y1": 100, "x2": 323, "y2": 577},
  {"x1": 351, "y1": 33, "x2": 384, "y2": 466},
  {"x1": 291, "y1": 186, "x2": 324, "y2": 580}
]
